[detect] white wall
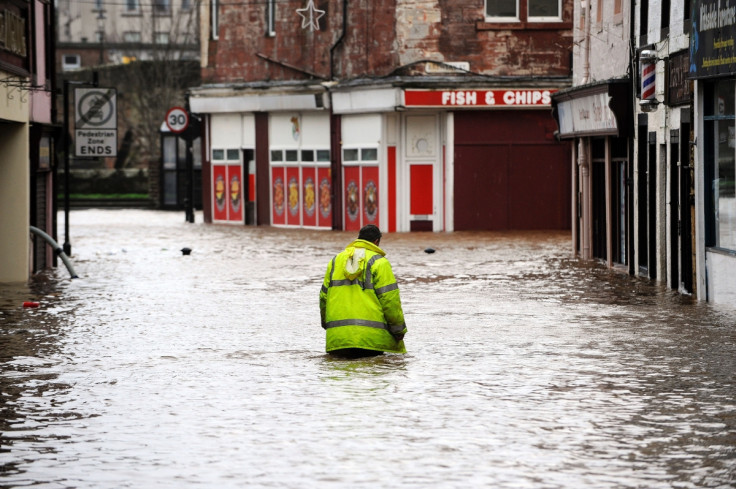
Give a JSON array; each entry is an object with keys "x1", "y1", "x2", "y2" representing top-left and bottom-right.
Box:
[
  {"x1": 573, "y1": 0, "x2": 631, "y2": 85},
  {"x1": 706, "y1": 252, "x2": 736, "y2": 306}
]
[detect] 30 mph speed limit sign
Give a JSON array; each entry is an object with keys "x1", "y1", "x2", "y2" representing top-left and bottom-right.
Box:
[{"x1": 166, "y1": 107, "x2": 189, "y2": 133}]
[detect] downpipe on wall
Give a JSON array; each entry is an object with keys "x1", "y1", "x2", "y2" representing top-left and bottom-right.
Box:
[{"x1": 30, "y1": 226, "x2": 79, "y2": 279}]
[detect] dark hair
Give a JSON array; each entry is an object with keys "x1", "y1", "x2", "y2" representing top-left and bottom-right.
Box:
[{"x1": 358, "y1": 224, "x2": 382, "y2": 243}]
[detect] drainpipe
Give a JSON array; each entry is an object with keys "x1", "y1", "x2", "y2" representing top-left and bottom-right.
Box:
[
  {"x1": 329, "y1": 0, "x2": 348, "y2": 80},
  {"x1": 579, "y1": 138, "x2": 592, "y2": 259},
  {"x1": 581, "y1": 0, "x2": 591, "y2": 85},
  {"x1": 30, "y1": 226, "x2": 79, "y2": 279}
]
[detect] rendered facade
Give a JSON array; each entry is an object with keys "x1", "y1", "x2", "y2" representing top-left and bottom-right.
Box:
[{"x1": 0, "y1": 0, "x2": 57, "y2": 282}]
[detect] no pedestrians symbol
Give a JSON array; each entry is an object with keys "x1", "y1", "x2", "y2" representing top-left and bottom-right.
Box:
[{"x1": 74, "y1": 88, "x2": 118, "y2": 157}]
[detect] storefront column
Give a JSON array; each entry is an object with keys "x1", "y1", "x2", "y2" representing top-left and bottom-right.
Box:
[
  {"x1": 572, "y1": 140, "x2": 579, "y2": 256},
  {"x1": 579, "y1": 138, "x2": 592, "y2": 260},
  {"x1": 605, "y1": 136, "x2": 612, "y2": 268}
]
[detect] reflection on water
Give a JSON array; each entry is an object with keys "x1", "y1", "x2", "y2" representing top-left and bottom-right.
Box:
[{"x1": 1, "y1": 209, "x2": 735, "y2": 488}]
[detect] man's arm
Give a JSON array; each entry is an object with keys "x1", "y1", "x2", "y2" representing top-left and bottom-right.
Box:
[
  {"x1": 319, "y1": 261, "x2": 332, "y2": 329},
  {"x1": 373, "y1": 259, "x2": 407, "y2": 339}
]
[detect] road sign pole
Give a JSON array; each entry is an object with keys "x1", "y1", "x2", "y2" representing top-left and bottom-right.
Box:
[
  {"x1": 62, "y1": 79, "x2": 71, "y2": 256},
  {"x1": 185, "y1": 132, "x2": 194, "y2": 223}
]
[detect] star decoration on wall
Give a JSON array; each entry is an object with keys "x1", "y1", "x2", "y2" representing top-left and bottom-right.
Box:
[{"x1": 296, "y1": 0, "x2": 325, "y2": 32}]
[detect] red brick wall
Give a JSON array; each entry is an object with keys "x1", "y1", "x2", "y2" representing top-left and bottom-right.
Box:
[{"x1": 205, "y1": 0, "x2": 573, "y2": 83}]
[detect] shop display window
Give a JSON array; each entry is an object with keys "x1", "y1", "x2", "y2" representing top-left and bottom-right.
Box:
[{"x1": 704, "y1": 80, "x2": 736, "y2": 251}]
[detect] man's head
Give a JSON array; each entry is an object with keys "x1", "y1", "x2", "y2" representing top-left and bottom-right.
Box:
[{"x1": 358, "y1": 224, "x2": 382, "y2": 245}]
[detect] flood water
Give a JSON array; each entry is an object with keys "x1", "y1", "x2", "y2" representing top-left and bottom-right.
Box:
[{"x1": 1, "y1": 209, "x2": 735, "y2": 489}]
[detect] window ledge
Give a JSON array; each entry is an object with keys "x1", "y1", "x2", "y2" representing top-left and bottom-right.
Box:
[
  {"x1": 477, "y1": 21, "x2": 573, "y2": 31},
  {"x1": 707, "y1": 246, "x2": 736, "y2": 257}
]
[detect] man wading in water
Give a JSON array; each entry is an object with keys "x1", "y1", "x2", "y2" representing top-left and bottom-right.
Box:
[{"x1": 319, "y1": 224, "x2": 407, "y2": 358}]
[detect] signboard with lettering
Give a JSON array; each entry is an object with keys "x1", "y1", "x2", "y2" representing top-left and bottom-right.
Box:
[
  {"x1": 690, "y1": 0, "x2": 736, "y2": 78},
  {"x1": 555, "y1": 91, "x2": 619, "y2": 138},
  {"x1": 74, "y1": 88, "x2": 118, "y2": 157},
  {"x1": 404, "y1": 89, "x2": 556, "y2": 108},
  {"x1": 668, "y1": 50, "x2": 692, "y2": 106}
]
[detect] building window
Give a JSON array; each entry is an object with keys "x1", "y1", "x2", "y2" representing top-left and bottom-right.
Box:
[
  {"x1": 704, "y1": 80, "x2": 736, "y2": 252},
  {"x1": 182, "y1": 0, "x2": 192, "y2": 10},
  {"x1": 154, "y1": 0, "x2": 170, "y2": 14},
  {"x1": 485, "y1": 0, "x2": 561, "y2": 22},
  {"x1": 528, "y1": 0, "x2": 560, "y2": 21},
  {"x1": 126, "y1": 0, "x2": 139, "y2": 12},
  {"x1": 155, "y1": 32, "x2": 170, "y2": 44},
  {"x1": 486, "y1": 0, "x2": 519, "y2": 20},
  {"x1": 123, "y1": 31, "x2": 141, "y2": 42},
  {"x1": 267, "y1": 0, "x2": 276, "y2": 36},
  {"x1": 62, "y1": 54, "x2": 81, "y2": 71},
  {"x1": 211, "y1": 0, "x2": 219, "y2": 40}
]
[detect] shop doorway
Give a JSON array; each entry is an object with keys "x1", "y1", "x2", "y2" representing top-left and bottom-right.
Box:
[{"x1": 402, "y1": 114, "x2": 442, "y2": 231}]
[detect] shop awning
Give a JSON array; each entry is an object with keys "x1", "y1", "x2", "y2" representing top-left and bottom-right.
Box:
[{"x1": 551, "y1": 79, "x2": 632, "y2": 139}]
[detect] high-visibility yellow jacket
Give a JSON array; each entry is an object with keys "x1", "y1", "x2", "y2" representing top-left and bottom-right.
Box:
[{"x1": 319, "y1": 239, "x2": 407, "y2": 353}]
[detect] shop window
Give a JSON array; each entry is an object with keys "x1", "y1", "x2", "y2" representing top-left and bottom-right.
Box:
[
  {"x1": 361, "y1": 148, "x2": 378, "y2": 161},
  {"x1": 485, "y1": 0, "x2": 561, "y2": 22},
  {"x1": 270, "y1": 150, "x2": 283, "y2": 162},
  {"x1": 343, "y1": 149, "x2": 359, "y2": 161},
  {"x1": 317, "y1": 150, "x2": 330, "y2": 162},
  {"x1": 212, "y1": 149, "x2": 225, "y2": 160},
  {"x1": 704, "y1": 80, "x2": 736, "y2": 252}
]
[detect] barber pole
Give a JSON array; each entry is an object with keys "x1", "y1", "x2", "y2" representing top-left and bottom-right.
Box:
[{"x1": 640, "y1": 51, "x2": 656, "y2": 101}]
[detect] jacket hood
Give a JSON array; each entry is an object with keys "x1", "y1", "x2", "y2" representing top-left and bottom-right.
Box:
[{"x1": 342, "y1": 239, "x2": 385, "y2": 280}]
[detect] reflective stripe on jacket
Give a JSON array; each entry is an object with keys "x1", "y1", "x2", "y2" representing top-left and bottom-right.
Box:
[{"x1": 319, "y1": 239, "x2": 407, "y2": 353}]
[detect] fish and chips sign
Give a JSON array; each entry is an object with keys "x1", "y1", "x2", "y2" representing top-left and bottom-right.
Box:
[{"x1": 690, "y1": 0, "x2": 736, "y2": 78}]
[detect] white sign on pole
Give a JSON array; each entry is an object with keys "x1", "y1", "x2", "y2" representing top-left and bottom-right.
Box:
[{"x1": 74, "y1": 88, "x2": 118, "y2": 157}]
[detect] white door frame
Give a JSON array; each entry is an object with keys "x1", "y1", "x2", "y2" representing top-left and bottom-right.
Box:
[{"x1": 399, "y1": 112, "x2": 444, "y2": 231}]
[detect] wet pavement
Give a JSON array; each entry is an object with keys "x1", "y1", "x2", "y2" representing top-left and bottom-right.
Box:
[{"x1": 1, "y1": 209, "x2": 735, "y2": 488}]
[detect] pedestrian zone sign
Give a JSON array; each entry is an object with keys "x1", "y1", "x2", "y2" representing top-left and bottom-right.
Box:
[{"x1": 74, "y1": 88, "x2": 118, "y2": 157}]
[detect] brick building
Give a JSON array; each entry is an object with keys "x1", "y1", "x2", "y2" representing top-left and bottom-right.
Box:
[{"x1": 190, "y1": 0, "x2": 574, "y2": 231}]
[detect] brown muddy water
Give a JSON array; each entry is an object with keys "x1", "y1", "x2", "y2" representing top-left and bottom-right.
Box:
[{"x1": 1, "y1": 209, "x2": 735, "y2": 488}]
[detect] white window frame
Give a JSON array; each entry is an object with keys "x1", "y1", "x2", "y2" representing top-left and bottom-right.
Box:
[
  {"x1": 484, "y1": 0, "x2": 562, "y2": 22},
  {"x1": 62, "y1": 54, "x2": 81, "y2": 71}
]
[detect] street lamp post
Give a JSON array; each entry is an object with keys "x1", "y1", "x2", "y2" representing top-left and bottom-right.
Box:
[{"x1": 97, "y1": 10, "x2": 106, "y2": 64}]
